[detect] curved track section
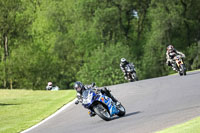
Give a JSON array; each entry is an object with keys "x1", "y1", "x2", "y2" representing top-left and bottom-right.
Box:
[{"x1": 23, "y1": 71, "x2": 200, "y2": 133}]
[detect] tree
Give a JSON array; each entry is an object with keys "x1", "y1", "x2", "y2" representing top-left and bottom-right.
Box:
[
  {"x1": 0, "y1": 0, "x2": 35, "y2": 88},
  {"x1": 77, "y1": 43, "x2": 131, "y2": 86}
]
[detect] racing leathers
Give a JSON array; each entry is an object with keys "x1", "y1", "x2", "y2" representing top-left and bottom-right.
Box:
[
  {"x1": 120, "y1": 61, "x2": 131, "y2": 80},
  {"x1": 166, "y1": 49, "x2": 185, "y2": 70},
  {"x1": 75, "y1": 83, "x2": 120, "y2": 117}
]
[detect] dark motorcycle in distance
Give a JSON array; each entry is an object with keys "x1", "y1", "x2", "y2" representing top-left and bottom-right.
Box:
[
  {"x1": 125, "y1": 63, "x2": 138, "y2": 82},
  {"x1": 81, "y1": 88, "x2": 126, "y2": 121},
  {"x1": 174, "y1": 55, "x2": 187, "y2": 76}
]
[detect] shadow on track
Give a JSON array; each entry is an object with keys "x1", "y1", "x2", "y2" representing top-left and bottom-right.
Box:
[
  {"x1": 111, "y1": 111, "x2": 142, "y2": 121},
  {"x1": 124, "y1": 111, "x2": 142, "y2": 117}
]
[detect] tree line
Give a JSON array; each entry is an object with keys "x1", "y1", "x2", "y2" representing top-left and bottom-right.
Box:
[{"x1": 0, "y1": 0, "x2": 199, "y2": 90}]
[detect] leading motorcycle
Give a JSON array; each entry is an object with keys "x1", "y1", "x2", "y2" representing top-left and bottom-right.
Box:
[
  {"x1": 174, "y1": 55, "x2": 187, "y2": 76},
  {"x1": 81, "y1": 88, "x2": 126, "y2": 121}
]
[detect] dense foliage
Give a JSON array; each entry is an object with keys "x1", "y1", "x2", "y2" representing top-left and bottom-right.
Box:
[{"x1": 0, "y1": 0, "x2": 199, "y2": 89}]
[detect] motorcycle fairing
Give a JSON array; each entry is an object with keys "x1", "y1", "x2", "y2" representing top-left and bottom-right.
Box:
[
  {"x1": 82, "y1": 91, "x2": 96, "y2": 108},
  {"x1": 175, "y1": 56, "x2": 183, "y2": 67},
  {"x1": 96, "y1": 94, "x2": 119, "y2": 116},
  {"x1": 82, "y1": 89, "x2": 119, "y2": 116}
]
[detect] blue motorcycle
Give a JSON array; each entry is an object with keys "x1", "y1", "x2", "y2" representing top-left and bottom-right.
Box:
[{"x1": 81, "y1": 88, "x2": 126, "y2": 121}]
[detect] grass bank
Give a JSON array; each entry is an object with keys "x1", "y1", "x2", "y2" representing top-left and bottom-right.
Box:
[
  {"x1": 157, "y1": 116, "x2": 200, "y2": 133},
  {"x1": 0, "y1": 89, "x2": 76, "y2": 133}
]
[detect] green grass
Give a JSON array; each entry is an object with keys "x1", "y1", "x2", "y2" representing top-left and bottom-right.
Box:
[
  {"x1": 0, "y1": 89, "x2": 76, "y2": 133},
  {"x1": 156, "y1": 116, "x2": 200, "y2": 133},
  {"x1": 1, "y1": 70, "x2": 200, "y2": 133}
]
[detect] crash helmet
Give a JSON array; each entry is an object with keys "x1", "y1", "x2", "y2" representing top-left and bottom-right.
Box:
[
  {"x1": 74, "y1": 81, "x2": 85, "y2": 93},
  {"x1": 121, "y1": 58, "x2": 127, "y2": 64},
  {"x1": 167, "y1": 45, "x2": 174, "y2": 52},
  {"x1": 48, "y1": 82, "x2": 53, "y2": 86}
]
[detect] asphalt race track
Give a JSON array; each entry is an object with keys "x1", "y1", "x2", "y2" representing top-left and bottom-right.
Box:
[{"x1": 23, "y1": 71, "x2": 200, "y2": 133}]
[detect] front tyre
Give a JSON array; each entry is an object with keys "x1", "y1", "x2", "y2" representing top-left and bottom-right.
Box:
[
  {"x1": 93, "y1": 104, "x2": 111, "y2": 121},
  {"x1": 180, "y1": 64, "x2": 186, "y2": 76},
  {"x1": 131, "y1": 72, "x2": 138, "y2": 82},
  {"x1": 116, "y1": 104, "x2": 126, "y2": 117},
  {"x1": 179, "y1": 71, "x2": 183, "y2": 76}
]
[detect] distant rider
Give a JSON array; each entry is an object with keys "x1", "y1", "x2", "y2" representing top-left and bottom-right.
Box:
[
  {"x1": 120, "y1": 58, "x2": 135, "y2": 80},
  {"x1": 73, "y1": 81, "x2": 120, "y2": 117},
  {"x1": 166, "y1": 45, "x2": 185, "y2": 70},
  {"x1": 46, "y1": 82, "x2": 53, "y2": 90}
]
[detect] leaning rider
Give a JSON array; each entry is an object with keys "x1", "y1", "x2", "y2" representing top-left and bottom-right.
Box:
[
  {"x1": 120, "y1": 58, "x2": 135, "y2": 80},
  {"x1": 73, "y1": 81, "x2": 120, "y2": 117},
  {"x1": 166, "y1": 45, "x2": 185, "y2": 71}
]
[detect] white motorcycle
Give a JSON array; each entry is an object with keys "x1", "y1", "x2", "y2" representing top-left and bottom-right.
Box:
[{"x1": 125, "y1": 63, "x2": 138, "y2": 82}]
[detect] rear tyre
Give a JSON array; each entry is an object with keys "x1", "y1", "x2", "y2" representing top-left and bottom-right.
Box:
[
  {"x1": 93, "y1": 104, "x2": 111, "y2": 121},
  {"x1": 184, "y1": 71, "x2": 187, "y2": 75}
]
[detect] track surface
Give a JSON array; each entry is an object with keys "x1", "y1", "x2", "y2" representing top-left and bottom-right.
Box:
[{"x1": 24, "y1": 71, "x2": 200, "y2": 133}]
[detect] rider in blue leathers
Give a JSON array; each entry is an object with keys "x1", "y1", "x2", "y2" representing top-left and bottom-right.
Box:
[{"x1": 73, "y1": 81, "x2": 120, "y2": 117}]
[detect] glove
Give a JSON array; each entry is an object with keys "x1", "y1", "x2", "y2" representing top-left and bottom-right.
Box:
[{"x1": 75, "y1": 100, "x2": 79, "y2": 105}]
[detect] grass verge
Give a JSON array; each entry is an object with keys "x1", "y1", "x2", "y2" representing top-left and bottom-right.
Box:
[
  {"x1": 156, "y1": 116, "x2": 200, "y2": 133},
  {"x1": 0, "y1": 89, "x2": 76, "y2": 133}
]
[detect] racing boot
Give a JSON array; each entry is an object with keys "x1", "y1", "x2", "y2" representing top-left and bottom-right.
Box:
[
  {"x1": 124, "y1": 76, "x2": 128, "y2": 80},
  {"x1": 124, "y1": 73, "x2": 128, "y2": 80},
  {"x1": 88, "y1": 111, "x2": 96, "y2": 117}
]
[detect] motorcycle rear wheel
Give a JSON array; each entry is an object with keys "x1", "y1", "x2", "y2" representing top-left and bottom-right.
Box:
[{"x1": 93, "y1": 103, "x2": 111, "y2": 121}]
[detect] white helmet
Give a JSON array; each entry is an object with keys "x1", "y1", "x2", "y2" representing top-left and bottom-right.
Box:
[
  {"x1": 121, "y1": 58, "x2": 126, "y2": 63},
  {"x1": 167, "y1": 45, "x2": 174, "y2": 52},
  {"x1": 48, "y1": 82, "x2": 52, "y2": 86}
]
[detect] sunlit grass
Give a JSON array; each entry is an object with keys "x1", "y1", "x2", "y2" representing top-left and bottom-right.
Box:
[
  {"x1": 157, "y1": 116, "x2": 200, "y2": 133},
  {"x1": 0, "y1": 89, "x2": 76, "y2": 133}
]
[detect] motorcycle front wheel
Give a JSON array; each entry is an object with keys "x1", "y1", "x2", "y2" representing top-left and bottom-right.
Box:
[
  {"x1": 116, "y1": 104, "x2": 126, "y2": 117},
  {"x1": 179, "y1": 64, "x2": 186, "y2": 76},
  {"x1": 93, "y1": 103, "x2": 111, "y2": 121},
  {"x1": 131, "y1": 72, "x2": 138, "y2": 81},
  {"x1": 181, "y1": 64, "x2": 187, "y2": 75}
]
